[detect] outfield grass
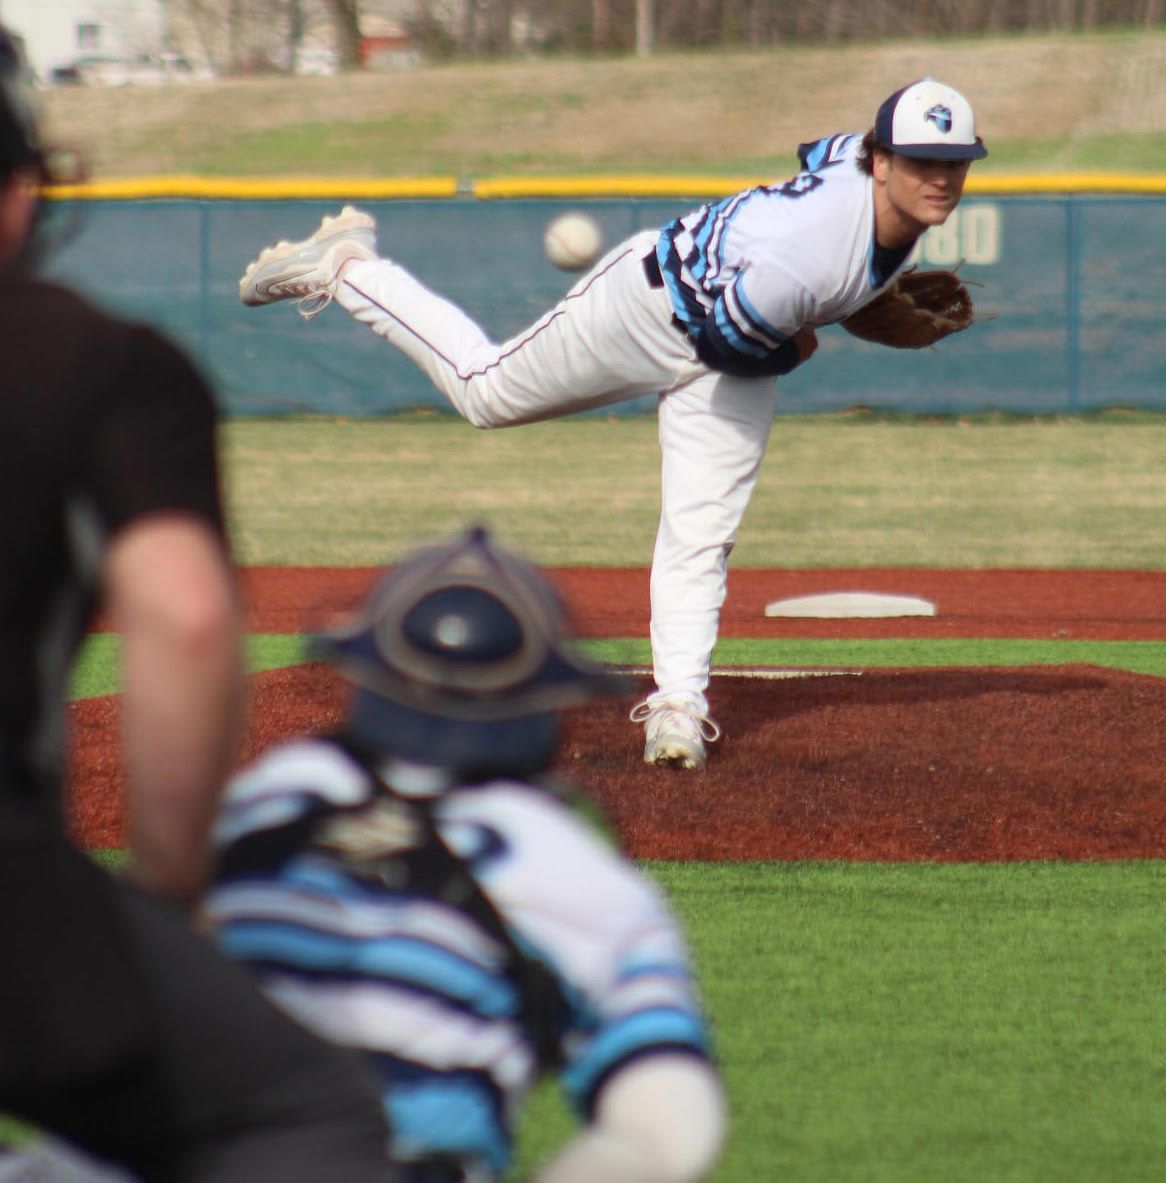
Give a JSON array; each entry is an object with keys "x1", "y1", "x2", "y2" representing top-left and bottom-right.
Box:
[
  {"x1": 511, "y1": 861, "x2": 1166, "y2": 1181},
  {"x1": 223, "y1": 414, "x2": 1166, "y2": 569},
  {"x1": 61, "y1": 415, "x2": 1166, "y2": 1178},
  {"x1": 12, "y1": 857, "x2": 1163, "y2": 1179}
]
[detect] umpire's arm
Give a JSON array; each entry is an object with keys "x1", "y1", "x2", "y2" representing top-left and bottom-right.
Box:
[{"x1": 105, "y1": 516, "x2": 245, "y2": 909}]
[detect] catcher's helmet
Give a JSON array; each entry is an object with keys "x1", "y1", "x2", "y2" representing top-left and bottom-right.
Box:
[{"x1": 312, "y1": 526, "x2": 630, "y2": 774}]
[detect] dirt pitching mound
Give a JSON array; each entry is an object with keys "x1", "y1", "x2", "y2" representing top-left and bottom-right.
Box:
[{"x1": 68, "y1": 662, "x2": 1166, "y2": 860}]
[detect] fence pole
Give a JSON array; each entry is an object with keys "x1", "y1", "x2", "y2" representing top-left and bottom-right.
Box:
[
  {"x1": 1065, "y1": 198, "x2": 1083, "y2": 412},
  {"x1": 198, "y1": 200, "x2": 212, "y2": 374}
]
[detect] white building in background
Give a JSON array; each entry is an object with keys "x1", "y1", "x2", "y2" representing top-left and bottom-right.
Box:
[{"x1": 0, "y1": 0, "x2": 166, "y2": 81}]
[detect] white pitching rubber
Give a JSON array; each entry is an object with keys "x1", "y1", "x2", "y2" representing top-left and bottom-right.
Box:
[{"x1": 764, "y1": 591, "x2": 937, "y2": 619}]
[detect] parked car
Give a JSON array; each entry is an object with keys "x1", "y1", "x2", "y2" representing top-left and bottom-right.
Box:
[
  {"x1": 293, "y1": 47, "x2": 337, "y2": 76},
  {"x1": 159, "y1": 51, "x2": 215, "y2": 82},
  {"x1": 50, "y1": 52, "x2": 213, "y2": 87}
]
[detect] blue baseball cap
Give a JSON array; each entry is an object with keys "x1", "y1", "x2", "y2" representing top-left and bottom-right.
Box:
[{"x1": 874, "y1": 78, "x2": 987, "y2": 161}]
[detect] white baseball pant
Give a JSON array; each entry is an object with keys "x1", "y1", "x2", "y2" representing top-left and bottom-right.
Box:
[{"x1": 335, "y1": 229, "x2": 778, "y2": 711}]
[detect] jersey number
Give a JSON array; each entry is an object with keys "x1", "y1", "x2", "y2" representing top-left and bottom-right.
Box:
[{"x1": 770, "y1": 173, "x2": 825, "y2": 200}]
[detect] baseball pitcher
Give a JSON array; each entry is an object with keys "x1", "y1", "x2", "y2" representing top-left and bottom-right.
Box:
[{"x1": 238, "y1": 78, "x2": 987, "y2": 771}]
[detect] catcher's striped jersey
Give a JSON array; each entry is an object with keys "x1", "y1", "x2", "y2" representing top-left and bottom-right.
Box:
[
  {"x1": 656, "y1": 133, "x2": 911, "y2": 366},
  {"x1": 205, "y1": 740, "x2": 712, "y2": 1178}
]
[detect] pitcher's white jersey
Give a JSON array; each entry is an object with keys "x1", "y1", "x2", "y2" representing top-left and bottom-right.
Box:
[
  {"x1": 205, "y1": 739, "x2": 714, "y2": 1178},
  {"x1": 658, "y1": 133, "x2": 905, "y2": 365},
  {"x1": 242, "y1": 130, "x2": 927, "y2": 749}
]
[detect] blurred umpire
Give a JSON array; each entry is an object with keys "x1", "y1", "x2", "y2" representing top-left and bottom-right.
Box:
[
  {"x1": 0, "y1": 27, "x2": 396, "y2": 1181},
  {"x1": 205, "y1": 526, "x2": 727, "y2": 1183}
]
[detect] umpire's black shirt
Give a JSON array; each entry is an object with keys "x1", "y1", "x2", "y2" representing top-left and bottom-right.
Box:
[{"x1": 1, "y1": 274, "x2": 227, "y2": 808}]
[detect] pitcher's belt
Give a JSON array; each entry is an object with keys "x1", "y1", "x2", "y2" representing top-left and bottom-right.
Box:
[{"x1": 642, "y1": 252, "x2": 692, "y2": 340}]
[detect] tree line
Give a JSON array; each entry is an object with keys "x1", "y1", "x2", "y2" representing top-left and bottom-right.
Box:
[
  {"x1": 171, "y1": 0, "x2": 1166, "y2": 71},
  {"x1": 493, "y1": 0, "x2": 1165, "y2": 55}
]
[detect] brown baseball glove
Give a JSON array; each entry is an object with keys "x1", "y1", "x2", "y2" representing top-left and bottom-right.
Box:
[{"x1": 840, "y1": 268, "x2": 976, "y2": 349}]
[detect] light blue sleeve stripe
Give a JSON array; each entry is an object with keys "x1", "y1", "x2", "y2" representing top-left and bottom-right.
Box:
[
  {"x1": 616, "y1": 960, "x2": 693, "y2": 984},
  {"x1": 713, "y1": 300, "x2": 769, "y2": 357},
  {"x1": 384, "y1": 1074, "x2": 511, "y2": 1172},
  {"x1": 218, "y1": 921, "x2": 516, "y2": 1016},
  {"x1": 689, "y1": 209, "x2": 718, "y2": 281},
  {"x1": 803, "y1": 137, "x2": 830, "y2": 171},
  {"x1": 282, "y1": 858, "x2": 375, "y2": 899},
  {"x1": 732, "y1": 279, "x2": 788, "y2": 343},
  {"x1": 561, "y1": 1007, "x2": 712, "y2": 1107}
]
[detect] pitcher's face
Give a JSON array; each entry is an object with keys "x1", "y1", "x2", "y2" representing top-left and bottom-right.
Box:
[{"x1": 873, "y1": 151, "x2": 970, "y2": 245}]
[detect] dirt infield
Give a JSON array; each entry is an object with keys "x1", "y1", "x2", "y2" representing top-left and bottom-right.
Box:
[
  {"x1": 68, "y1": 567, "x2": 1166, "y2": 859},
  {"x1": 232, "y1": 566, "x2": 1166, "y2": 640}
]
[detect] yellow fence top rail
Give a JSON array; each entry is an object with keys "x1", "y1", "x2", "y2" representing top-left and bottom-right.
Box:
[
  {"x1": 968, "y1": 173, "x2": 1166, "y2": 194},
  {"x1": 471, "y1": 175, "x2": 766, "y2": 198},
  {"x1": 39, "y1": 173, "x2": 1166, "y2": 202},
  {"x1": 474, "y1": 173, "x2": 1166, "y2": 197},
  {"x1": 42, "y1": 176, "x2": 461, "y2": 201}
]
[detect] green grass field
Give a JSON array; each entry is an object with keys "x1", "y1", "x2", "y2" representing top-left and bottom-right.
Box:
[
  {"x1": 64, "y1": 429, "x2": 1166, "y2": 1181},
  {"x1": 516, "y1": 861, "x2": 1166, "y2": 1181},
  {"x1": 222, "y1": 413, "x2": 1166, "y2": 568}
]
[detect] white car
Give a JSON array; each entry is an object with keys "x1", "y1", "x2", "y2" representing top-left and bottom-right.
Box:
[
  {"x1": 293, "y1": 47, "x2": 337, "y2": 76},
  {"x1": 52, "y1": 52, "x2": 213, "y2": 87}
]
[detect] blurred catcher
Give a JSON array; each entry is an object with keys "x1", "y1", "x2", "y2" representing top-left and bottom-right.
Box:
[
  {"x1": 238, "y1": 76, "x2": 986, "y2": 771},
  {"x1": 204, "y1": 526, "x2": 727, "y2": 1183}
]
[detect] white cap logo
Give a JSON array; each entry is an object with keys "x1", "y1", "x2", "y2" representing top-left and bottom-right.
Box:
[
  {"x1": 874, "y1": 78, "x2": 987, "y2": 161},
  {"x1": 924, "y1": 104, "x2": 953, "y2": 133}
]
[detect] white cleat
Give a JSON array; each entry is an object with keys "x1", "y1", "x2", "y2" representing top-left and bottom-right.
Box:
[
  {"x1": 238, "y1": 205, "x2": 378, "y2": 318},
  {"x1": 629, "y1": 699, "x2": 722, "y2": 770}
]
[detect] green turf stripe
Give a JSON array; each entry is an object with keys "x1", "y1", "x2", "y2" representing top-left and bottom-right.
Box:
[
  {"x1": 588, "y1": 636, "x2": 1166, "y2": 677},
  {"x1": 70, "y1": 634, "x2": 310, "y2": 699},
  {"x1": 70, "y1": 634, "x2": 1166, "y2": 700}
]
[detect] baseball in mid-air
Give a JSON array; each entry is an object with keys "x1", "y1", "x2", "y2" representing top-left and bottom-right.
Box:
[{"x1": 543, "y1": 210, "x2": 603, "y2": 272}]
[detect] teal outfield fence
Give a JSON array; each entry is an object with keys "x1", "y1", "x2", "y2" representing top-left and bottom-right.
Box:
[{"x1": 39, "y1": 194, "x2": 1166, "y2": 416}]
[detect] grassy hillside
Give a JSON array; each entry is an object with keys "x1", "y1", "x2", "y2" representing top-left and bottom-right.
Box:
[{"x1": 39, "y1": 30, "x2": 1166, "y2": 179}]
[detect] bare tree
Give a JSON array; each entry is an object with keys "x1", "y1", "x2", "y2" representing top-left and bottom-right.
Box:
[
  {"x1": 228, "y1": 0, "x2": 242, "y2": 68},
  {"x1": 176, "y1": 0, "x2": 222, "y2": 68},
  {"x1": 488, "y1": 0, "x2": 516, "y2": 53},
  {"x1": 635, "y1": 0, "x2": 654, "y2": 55},
  {"x1": 287, "y1": 0, "x2": 304, "y2": 69},
  {"x1": 593, "y1": 0, "x2": 609, "y2": 50},
  {"x1": 321, "y1": 0, "x2": 362, "y2": 67},
  {"x1": 407, "y1": 0, "x2": 457, "y2": 59},
  {"x1": 168, "y1": 0, "x2": 1166, "y2": 64},
  {"x1": 462, "y1": 0, "x2": 481, "y2": 55}
]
